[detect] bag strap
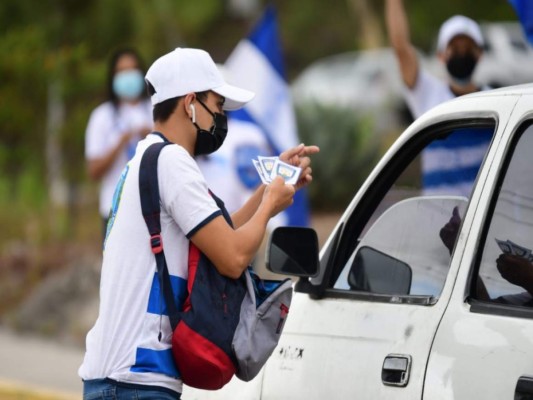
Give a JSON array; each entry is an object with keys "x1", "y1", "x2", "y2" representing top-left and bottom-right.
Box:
[{"x1": 139, "y1": 140, "x2": 180, "y2": 331}]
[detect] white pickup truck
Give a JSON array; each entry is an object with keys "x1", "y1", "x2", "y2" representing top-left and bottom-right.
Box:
[{"x1": 185, "y1": 84, "x2": 533, "y2": 399}]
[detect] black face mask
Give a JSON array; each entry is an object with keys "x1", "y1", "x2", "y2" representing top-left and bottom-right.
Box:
[
  {"x1": 446, "y1": 53, "x2": 477, "y2": 83},
  {"x1": 192, "y1": 100, "x2": 228, "y2": 156}
]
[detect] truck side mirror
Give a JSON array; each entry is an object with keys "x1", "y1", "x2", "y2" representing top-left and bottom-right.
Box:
[
  {"x1": 349, "y1": 246, "x2": 412, "y2": 295},
  {"x1": 266, "y1": 227, "x2": 319, "y2": 277}
]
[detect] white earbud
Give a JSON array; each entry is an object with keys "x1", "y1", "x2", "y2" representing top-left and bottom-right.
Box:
[{"x1": 190, "y1": 104, "x2": 196, "y2": 123}]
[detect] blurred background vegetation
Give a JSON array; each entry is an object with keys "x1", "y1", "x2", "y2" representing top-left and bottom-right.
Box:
[{"x1": 0, "y1": 0, "x2": 520, "y2": 318}]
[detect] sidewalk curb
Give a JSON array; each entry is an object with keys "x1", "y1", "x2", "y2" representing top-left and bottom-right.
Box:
[{"x1": 0, "y1": 378, "x2": 79, "y2": 400}]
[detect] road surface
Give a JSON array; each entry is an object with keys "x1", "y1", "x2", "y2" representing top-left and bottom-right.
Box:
[{"x1": 0, "y1": 327, "x2": 83, "y2": 399}]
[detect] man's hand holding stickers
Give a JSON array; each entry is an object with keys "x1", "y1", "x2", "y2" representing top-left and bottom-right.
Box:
[
  {"x1": 495, "y1": 239, "x2": 533, "y2": 295},
  {"x1": 495, "y1": 238, "x2": 533, "y2": 260},
  {"x1": 254, "y1": 143, "x2": 319, "y2": 218},
  {"x1": 253, "y1": 143, "x2": 320, "y2": 189}
]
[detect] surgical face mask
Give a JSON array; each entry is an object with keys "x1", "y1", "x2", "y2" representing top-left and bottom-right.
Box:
[
  {"x1": 113, "y1": 69, "x2": 145, "y2": 100},
  {"x1": 193, "y1": 99, "x2": 228, "y2": 156},
  {"x1": 446, "y1": 53, "x2": 477, "y2": 84}
]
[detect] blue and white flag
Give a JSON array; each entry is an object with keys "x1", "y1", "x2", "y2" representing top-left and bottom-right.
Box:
[
  {"x1": 200, "y1": 5, "x2": 309, "y2": 227},
  {"x1": 509, "y1": 0, "x2": 533, "y2": 45}
]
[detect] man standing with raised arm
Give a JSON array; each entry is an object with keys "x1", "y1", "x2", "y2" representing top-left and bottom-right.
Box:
[{"x1": 385, "y1": 0, "x2": 492, "y2": 196}]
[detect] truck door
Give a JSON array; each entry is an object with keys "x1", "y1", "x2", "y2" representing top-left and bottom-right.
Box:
[
  {"x1": 261, "y1": 116, "x2": 498, "y2": 399},
  {"x1": 424, "y1": 107, "x2": 533, "y2": 399}
]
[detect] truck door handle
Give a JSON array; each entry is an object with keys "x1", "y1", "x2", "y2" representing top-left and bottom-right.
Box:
[
  {"x1": 515, "y1": 376, "x2": 533, "y2": 399},
  {"x1": 382, "y1": 354, "x2": 412, "y2": 387}
]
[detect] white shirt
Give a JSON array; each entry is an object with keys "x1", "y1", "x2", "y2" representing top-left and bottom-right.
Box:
[
  {"x1": 85, "y1": 100, "x2": 153, "y2": 217},
  {"x1": 404, "y1": 68, "x2": 455, "y2": 119},
  {"x1": 79, "y1": 134, "x2": 221, "y2": 394}
]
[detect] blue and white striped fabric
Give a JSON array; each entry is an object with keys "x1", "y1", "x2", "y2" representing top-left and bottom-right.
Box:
[
  {"x1": 422, "y1": 128, "x2": 493, "y2": 197},
  {"x1": 404, "y1": 69, "x2": 493, "y2": 197},
  {"x1": 509, "y1": 0, "x2": 533, "y2": 45},
  {"x1": 225, "y1": 6, "x2": 310, "y2": 227}
]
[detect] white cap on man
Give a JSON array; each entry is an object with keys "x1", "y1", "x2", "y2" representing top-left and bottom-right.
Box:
[
  {"x1": 437, "y1": 15, "x2": 484, "y2": 53},
  {"x1": 145, "y1": 48, "x2": 255, "y2": 111}
]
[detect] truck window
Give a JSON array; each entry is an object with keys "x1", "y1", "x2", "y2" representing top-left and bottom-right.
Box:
[
  {"x1": 332, "y1": 123, "x2": 495, "y2": 300},
  {"x1": 474, "y1": 123, "x2": 533, "y2": 308}
]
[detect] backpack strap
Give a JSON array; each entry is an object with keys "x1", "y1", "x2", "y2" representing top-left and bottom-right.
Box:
[{"x1": 139, "y1": 140, "x2": 180, "y2": 331}]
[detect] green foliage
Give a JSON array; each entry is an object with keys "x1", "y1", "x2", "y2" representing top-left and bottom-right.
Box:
[
  {"x1": 391, "y1": 0, "x2": 518, "y2": 52},
  {"x1": 0, "y1": 166, "x2": 48, "y2": 246},
  {"x1": 276, "y1": 0, "x2": 359, "y2": 79},
  {"x1": 296, "y1": 102, "x2": 381, "y2": 211},
  {"x1": 0, "y1": 25, "x2": 48, "y2": 184}
]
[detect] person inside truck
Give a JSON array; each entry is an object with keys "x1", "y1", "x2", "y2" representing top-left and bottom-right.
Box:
[
  {"x1": 440, "y1": 207, "x2": 533, "y2": 306},
  {"x1": 494, "y1": 254, "x2": 533, "y2": 306}
]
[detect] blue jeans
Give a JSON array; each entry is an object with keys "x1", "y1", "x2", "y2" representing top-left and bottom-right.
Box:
[{"x1": 83, "y1": 378, "x2": 181, "y2": 399}]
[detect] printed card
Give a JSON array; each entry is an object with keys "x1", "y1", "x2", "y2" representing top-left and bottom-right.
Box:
[
  {"x1": 258, "y1": 156, "x2": 278, "y2": 180},
  {"x1": 253, "y1": 159, "x2": 270, "y2": 184},
  {"x1": 507, "y1": 240, "x2": 532, "y2": 258},
  {"x1": 496, "y1": 238, "x2": 533, "y2": 259},
  {"x1": 270, "y1": 159, "x2": 301, "y2": 185},
  {"x1": 495, "y1": 238, "x2": 512, "y2": 254}
]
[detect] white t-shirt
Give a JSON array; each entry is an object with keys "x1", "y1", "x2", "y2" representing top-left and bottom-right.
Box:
[
  {"x1": 79, "y1": 133, "x2": 221, "y2": 394},
  {"x1": 404, "y1": 69, "x2": 454, "y2": 119},
  {"x1": 85, "y1": 100, "x2": 153, "y2": 217}
]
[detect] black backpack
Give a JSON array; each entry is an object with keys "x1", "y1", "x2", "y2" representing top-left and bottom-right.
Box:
[{"x1": 139, "y1": 140, "x2": 293, "y2": 390}]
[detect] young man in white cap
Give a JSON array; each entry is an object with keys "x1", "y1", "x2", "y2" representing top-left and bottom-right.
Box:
[
  {"x1": 385, "y1": 0, "x2": 492, "y2": 197},
  {"x1": 79, "y1": 47, "x2": 319, "y2": 399}
]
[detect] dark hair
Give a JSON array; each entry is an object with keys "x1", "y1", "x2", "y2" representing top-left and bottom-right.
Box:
[
  {"x1": 107, "y1": 47, "x2": 148, "y2": 107},
  {"x1": 146, "y1": 85, "x2": 209, "y2": 123},
  {"x1": 152, "y1": 97, "x2": 182, "y2": 122}
]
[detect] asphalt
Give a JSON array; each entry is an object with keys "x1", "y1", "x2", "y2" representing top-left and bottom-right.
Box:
[{"x1": 0, "y1": 328, "x2": 83, "y2": 399}]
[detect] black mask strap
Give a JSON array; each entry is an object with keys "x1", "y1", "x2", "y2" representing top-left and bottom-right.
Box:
[
  {"x1": 192, "y1": 99, "x2": 216, "y2": 133},
  {"x1": 197, "y1": 99, "x2": 216, "y2": 117}
]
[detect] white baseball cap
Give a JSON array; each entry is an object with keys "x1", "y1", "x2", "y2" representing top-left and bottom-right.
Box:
[
  {"x1": 145, "y1": 48, "x2": 255, "y2": 110},
  {"x1": 437, "y1": 15, "x2": 484, "y2": 53}
]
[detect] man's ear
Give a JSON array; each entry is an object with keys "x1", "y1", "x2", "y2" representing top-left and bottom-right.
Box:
[{"x1": 184, "y1": 93, "x2": 196, "y2": 120}]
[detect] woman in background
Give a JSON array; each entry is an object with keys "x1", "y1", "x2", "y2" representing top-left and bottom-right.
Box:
[{"x1": 85, "y1": 48, "x2": 153, "y2": 238}]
